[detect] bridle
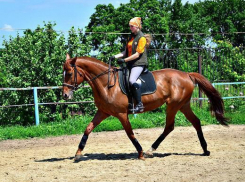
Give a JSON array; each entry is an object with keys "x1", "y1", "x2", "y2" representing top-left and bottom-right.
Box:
[
  {"x1": 63, "y1": 62, "x2": 117, "y2": 91},
  {"x1": 63, "y1": 64, "x2": 84, "y2": 91}
]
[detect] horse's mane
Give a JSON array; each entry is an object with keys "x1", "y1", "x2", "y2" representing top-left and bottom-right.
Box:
[
  {"x1": 79, "y1": 56, "x2": 109, "y2": 68},
  {"x1": 64, "y1": 56, "x2": 109, "y2": 71}
]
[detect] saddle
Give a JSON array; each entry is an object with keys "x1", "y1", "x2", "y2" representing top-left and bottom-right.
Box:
[{"x1": 118, "y1": 67, "x2": 157, "y2": 96}]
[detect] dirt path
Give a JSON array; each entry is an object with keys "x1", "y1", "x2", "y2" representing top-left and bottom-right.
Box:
[{"x1": 0, "y1": 125, "x2": 244, "y2": 182}]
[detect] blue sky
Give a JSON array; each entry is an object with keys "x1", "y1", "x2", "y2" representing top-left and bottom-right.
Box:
[{"x1": 0, "y1": 0, "x2": 200, "y2": 47}]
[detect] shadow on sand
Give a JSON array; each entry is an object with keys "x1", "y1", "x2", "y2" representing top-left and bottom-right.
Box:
[{"x1": 35, "y1": 152, "x2": 203, "y2": 163}]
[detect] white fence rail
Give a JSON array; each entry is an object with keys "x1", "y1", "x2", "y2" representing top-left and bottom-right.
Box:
[{"x1": 0, "y1": 82, "x2": 244, "y2": 126}]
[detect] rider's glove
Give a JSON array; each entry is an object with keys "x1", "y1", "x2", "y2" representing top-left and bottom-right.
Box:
[{"x1": 117, "y1": 58, "x2": 125, "y2": 64}]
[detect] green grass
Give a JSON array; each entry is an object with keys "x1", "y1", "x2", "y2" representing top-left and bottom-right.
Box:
[{"x1": 0, "y1": 102, "x2": 244, "y2": 141}]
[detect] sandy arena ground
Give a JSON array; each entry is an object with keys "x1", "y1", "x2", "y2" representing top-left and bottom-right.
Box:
[{"x1": 0, "y1": 125, "x2": 244, "y2": 182}]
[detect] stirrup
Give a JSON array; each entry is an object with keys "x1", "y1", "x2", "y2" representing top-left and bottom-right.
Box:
[{"x1": 132, "y1": 102, "x2": 144, "y2": 113}]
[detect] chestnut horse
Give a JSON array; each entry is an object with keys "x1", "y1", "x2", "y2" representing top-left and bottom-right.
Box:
[{"x1": 62, "y1": 54, "x2": 228, "y2": 161}]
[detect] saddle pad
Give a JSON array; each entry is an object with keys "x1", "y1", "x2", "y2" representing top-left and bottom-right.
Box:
[{"x1": 118, "y1": 69, "x2": 157, "y2": 96}]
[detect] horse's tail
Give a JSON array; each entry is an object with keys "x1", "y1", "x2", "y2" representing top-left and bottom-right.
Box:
[{"x1": 188, "y1": 72, "x2": 229, "y2": 126}]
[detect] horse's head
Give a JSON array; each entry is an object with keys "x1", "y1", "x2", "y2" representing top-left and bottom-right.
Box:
[{"x1": 62, "y1": 54, "x2": 85, "y2": 99}]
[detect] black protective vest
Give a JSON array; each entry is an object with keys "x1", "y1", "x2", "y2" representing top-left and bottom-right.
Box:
[{"x1": 126, "y1": 31, "x2": 148, "y2": 68}]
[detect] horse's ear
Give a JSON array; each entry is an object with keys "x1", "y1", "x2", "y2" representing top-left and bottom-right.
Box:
[
  {"x1": 70, "y1": 57, "x2": 77, "y2": 65},
  {"x1": 66, "y1": 53, "x2": 71, "y2": 60}
]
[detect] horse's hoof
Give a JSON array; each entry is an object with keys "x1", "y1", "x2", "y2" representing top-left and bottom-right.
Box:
[
  {"x1": 138, "y1": 151, "x2": 145, "y2": 160},
  {"x1": 201, "y1": 151, "x2": 210, "y2": 156},
  {"x1": 144, "y1": 147, "x2": 155, "y2": 158},
  {"x1": 138, "y1": 156, "x2": 146, "y2": 161},
  {"x1": 144, "y1": 152, "x2": 154, "y2": 158},
  {"x1": 74, "y1": 154, "x2": 83, "y2": 162}
]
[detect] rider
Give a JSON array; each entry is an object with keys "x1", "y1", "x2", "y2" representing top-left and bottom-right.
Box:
[{"x1": 111, "y1": 17, "x2": 151, "y2": 113}]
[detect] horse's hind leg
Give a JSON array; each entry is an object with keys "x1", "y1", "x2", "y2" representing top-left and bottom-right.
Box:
[
  {"x1": 145, "y1": 105, "x2": 178, "y2": 157},
  {"x1": 180, "y1": 102, "x2": 210, "y2": 156}
]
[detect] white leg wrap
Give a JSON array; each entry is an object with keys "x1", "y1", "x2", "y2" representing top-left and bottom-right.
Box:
[{"x1": 145, "y1": 147, "x2": 156, "y2": 157}]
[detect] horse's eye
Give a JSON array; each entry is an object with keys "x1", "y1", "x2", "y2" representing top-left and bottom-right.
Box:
[{"x1": 67, "y1": 72, "x2": 73, "y2": 76}]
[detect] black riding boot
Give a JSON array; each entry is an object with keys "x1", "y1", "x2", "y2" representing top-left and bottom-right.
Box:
[{"x1": 131, "y1": 83, "x2": 144, "y2": 113}]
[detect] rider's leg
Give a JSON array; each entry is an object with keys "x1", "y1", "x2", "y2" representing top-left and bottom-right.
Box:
[{"x1": 129, "y1": 66, "x2": 144, "y2": 112}]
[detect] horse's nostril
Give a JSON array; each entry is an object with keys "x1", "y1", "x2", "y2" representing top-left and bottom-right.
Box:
[{"x1": 64, "y1": 94, "x2": 68, "y2": 98}]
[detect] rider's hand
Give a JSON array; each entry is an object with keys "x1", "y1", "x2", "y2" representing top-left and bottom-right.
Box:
[
  {"x1": 117, "y1": 58, "x2": 125, "y2": 64},
  {"x1": 110, "y1": 56, "x2": 115, "y2": 61}
]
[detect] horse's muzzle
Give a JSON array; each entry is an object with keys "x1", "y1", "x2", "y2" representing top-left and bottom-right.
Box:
[{"x1": 63, "y1": 91, "x2": 73, "y2": 100}]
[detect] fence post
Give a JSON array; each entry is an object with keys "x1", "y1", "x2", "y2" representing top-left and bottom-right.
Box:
[
  {"x1": 198, "y1": 52, "x2": 203, "y2": 107},
  {"x1": 33, "y1": 87, "x2": 40, "y2": 126}
]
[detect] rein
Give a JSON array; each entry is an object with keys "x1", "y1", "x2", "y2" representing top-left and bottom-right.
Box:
[{"x1": 63, "y1": 62, "x2": 117, "y2": 91}]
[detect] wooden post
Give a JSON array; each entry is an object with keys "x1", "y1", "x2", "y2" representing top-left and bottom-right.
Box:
[{"x1": 198, "y1": 53, "x2": 203, "y2": 107}]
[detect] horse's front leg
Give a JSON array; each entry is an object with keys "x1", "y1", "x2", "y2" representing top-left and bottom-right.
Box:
[
  {"x1": 117, "y1": 113, "x2": 145, "y2": 160},
  {"x1": 74, "y1": 110, "x2": 109, "y2": 161}
]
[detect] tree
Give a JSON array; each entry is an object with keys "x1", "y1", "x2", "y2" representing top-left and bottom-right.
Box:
[
  {"x1": 199, "y1": 0, "x2": 245, "y2": 46},
  {"x1": 1, "y1": 0, "x2": 244, "y2": 126},
  {"x1": 0, "y1": 22, "x2": 93, "y2": 125},
  {"x1": 85, "y1": 0, "x2": 171, "y2": 62},
  {"x1": 169, "y1": 0, "x2": 211, "y2": 48},
  {"x1": 0, "y1": 49, "x2": 7, "y2": 87}
]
